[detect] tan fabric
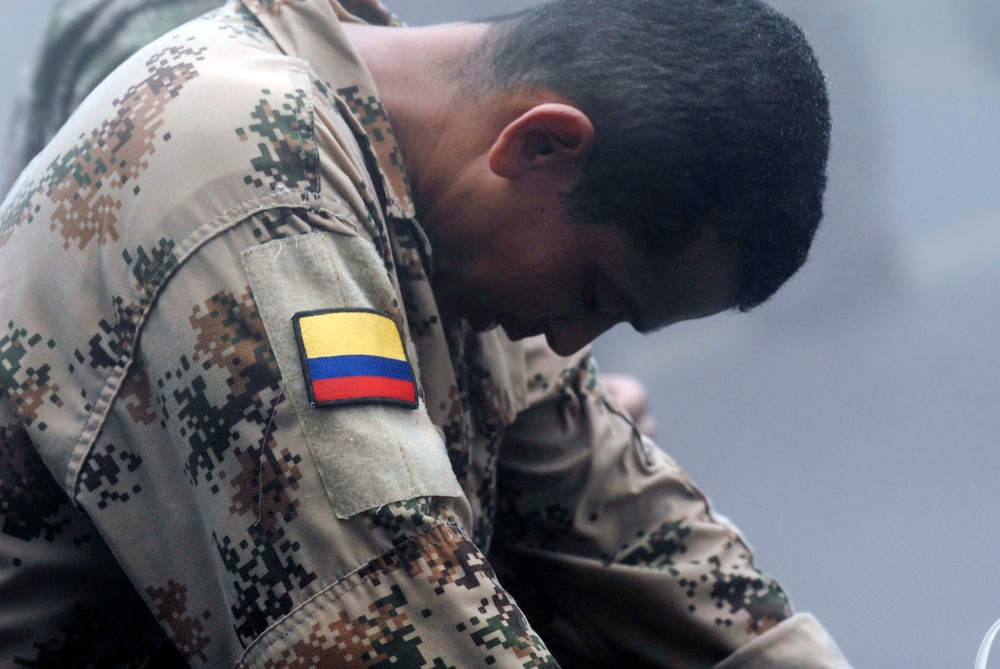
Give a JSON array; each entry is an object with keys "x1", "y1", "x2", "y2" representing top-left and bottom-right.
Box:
[
  {"x1": 715, "y1": 614, "x2": 851, "y2": 669},
  {"x1": 0, "y1": 0, "x2": 851, "y2": 666},
  {"x1": 242, "y1": 232, "x2": 463, "y2": 518},
  {"x1": 2, "y1": 0, "x2": 226, "y2": 192}
]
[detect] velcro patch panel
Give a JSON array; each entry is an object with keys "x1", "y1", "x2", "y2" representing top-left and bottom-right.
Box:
[{"x1": 292, "y1": 308, "x2": 418, "y2": 409}]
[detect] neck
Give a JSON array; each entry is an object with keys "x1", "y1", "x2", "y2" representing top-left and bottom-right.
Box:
[{"x1": 342, "y1": 22, "x2": 494, "y2": 220}]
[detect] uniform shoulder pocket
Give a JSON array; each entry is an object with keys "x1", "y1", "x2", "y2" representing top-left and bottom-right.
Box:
[{"x1": 241, "y1": 231, "x2": 461, "y2": 518}]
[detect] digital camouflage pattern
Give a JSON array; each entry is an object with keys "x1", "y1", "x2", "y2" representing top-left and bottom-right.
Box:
[
  {"x1": 0, "y1": 0, "x2": 852, "y2": 667},
  {"x1": 2, "y1": 0, "x2": 227, "y2": 192}
]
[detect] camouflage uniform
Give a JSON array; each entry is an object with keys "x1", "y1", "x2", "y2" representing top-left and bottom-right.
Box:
[
  {"x1": 3, "y1": 0, "x2": 225, "y2": 192},
  {"x1": 0, "y1": 0, "x2": 851, "y2": 667}
]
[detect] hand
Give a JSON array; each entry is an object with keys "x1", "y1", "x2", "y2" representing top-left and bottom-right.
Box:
[{"x1": 599, "y1": 373, "x2": 655, "y2": 438}]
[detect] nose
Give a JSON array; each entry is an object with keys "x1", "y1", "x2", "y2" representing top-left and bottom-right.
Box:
[{"x1": 545, "y1": 317, "x2": 617, "y2": 356}]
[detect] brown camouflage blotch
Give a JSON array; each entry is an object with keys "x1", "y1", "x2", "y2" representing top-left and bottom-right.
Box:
[
  {"x1": 322, "y1": 592, "x2": 416, "y2": 668},
  {"x1": 146, "y1": 579, "x2": 213, "y2": 664},
  {"x1": 252, "y1": 586, "x2": 420, "y2": 669},
  {"x1": 12, "y1": 368, "x2": 63, "y2": 427},
  {"x1": 229, "y1": 437, "x2": 303, "y2": 542},
  {"x1": 403, "y1": 520, "x2": 492, "y2": 595},
  {"x1": 45, "y1": 43, "x2": 205, "y2": 250},
  {"x1": 336, "y1": 85, "x2": 412, "y2": 212},
  {"x1": 188, "y1": 288, "x2": 275, "y2": 400},
  {"x1": 0, "y1": 325, "x2": 64, "y2": 427},
  {"x1": 470, "y1": 371, "x2": 514, "y2": 438},
  {"x1": 120, "y1": 360, "x2": 158, "y2": 426}
]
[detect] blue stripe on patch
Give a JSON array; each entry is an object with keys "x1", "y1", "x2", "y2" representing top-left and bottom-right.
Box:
[{"x1": 307, "y1": 354, "x2": 414, "y2": 382}]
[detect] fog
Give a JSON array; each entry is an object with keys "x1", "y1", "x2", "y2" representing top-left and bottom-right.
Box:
[{"x1": 2, "y1": 2, "x2": 997, "y2": 667}]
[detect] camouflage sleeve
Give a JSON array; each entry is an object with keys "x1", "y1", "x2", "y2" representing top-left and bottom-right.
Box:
[
  {"x1": 493, "y1": 338, "x2": 851, "y2": 668},
  {"x1": 69, "y1": 207, "x2": 559, "y2": 667},
  {"x1": 0, "y1": 396, "x2": 188, "y2": 665},
  {"x1": 0, "y1": 129, "x2": 558, "y2": 669},
  {"x1": 1, "y1": 5, "x2": 559, "y2": 662},
  {"x1": 3, "y1": 0, "x2": 224, "y2": 191}
]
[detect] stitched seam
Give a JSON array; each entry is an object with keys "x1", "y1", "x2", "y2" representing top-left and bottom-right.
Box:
[
  {"x1": 238, "y1": 522, "x2": 464, "y2": 665},
  {"x1": 67, "y1": 191, "x2": 342, "y2": 500}
]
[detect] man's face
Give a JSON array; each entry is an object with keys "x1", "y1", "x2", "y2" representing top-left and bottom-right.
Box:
[{"x1": 426, "y1": 199, "x2": 739, "y2": 356}]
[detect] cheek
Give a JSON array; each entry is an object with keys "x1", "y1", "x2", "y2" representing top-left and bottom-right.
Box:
[{"x1": 511, "y1": 272, "x2": 581, "y2": 316}]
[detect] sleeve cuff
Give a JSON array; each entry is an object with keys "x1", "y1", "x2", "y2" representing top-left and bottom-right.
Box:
[{"x1": 714, "y1": 613, "x2": 853, "y2": 669}]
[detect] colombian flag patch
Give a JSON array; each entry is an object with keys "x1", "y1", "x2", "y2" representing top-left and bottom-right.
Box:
[{"x1": 292, "y1": 309, "x2": 418, "y2": 409}]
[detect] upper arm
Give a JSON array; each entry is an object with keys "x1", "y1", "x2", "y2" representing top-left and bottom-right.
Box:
[
  {"x1": 73, "y1": 207, "x2": 554, "y2": 667},
  {"x1": 495, "y1": 341, "x2": 809, "y2": 667}
]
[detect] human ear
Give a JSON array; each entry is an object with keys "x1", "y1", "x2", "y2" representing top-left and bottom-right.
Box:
[{"x1": 487, "y1": 103, "x2": 594, "y2": 179}]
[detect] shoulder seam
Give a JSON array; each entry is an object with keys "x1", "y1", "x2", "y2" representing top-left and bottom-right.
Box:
[{"x1": 66, "y1": 191, "x2": 352, "y2": 499}]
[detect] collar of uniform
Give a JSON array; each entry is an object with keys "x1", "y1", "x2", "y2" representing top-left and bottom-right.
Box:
[{"x1": 242, "y1": 0, "x2": 416, "y2": 220}]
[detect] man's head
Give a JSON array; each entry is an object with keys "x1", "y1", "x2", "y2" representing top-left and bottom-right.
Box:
[
  {"x1": 351, "y1": 0, "x2": 830, "y2": 354},
  {"x1": 474, "y1": 0, "x2": 831, "y2": 312}
]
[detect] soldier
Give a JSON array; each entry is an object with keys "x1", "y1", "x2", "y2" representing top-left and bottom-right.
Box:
[
  {"x1": 5, "y1": 0, "x2": 659, "y2": 435},
  {"x1": 0, "y1": 0, "x2": 846, "y2": 667}
]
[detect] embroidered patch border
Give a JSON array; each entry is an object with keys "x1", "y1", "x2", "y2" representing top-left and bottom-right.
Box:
[{"x1": 292, "y1": 308, "x2": 418, "y2": 409}]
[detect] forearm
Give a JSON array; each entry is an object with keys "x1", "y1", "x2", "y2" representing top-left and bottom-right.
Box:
[{"x1": 495, "y1": 340, "x2": 851, "y2": 668}]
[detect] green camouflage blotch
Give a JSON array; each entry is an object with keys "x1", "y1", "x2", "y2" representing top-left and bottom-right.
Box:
[
  {"x1": 239, "y1": 89, "x2": 319, "y2": 193},
  {"x1": 0, "y1": 323, "x2": 64, "y2": 427}
]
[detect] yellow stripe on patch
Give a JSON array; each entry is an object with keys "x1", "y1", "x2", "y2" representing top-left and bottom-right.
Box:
[{"x1": 298, "y1": 310, "x2": 407, "y2": 361}]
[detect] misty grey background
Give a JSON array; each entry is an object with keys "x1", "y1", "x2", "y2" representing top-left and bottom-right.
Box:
[{"x1": 1, "y1": 2, "x2": 998, "y2": 667}]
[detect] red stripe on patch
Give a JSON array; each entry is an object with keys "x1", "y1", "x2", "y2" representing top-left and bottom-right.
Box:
[{"x1": 312, "y1": 376, "x2": 417, "y2": 404}]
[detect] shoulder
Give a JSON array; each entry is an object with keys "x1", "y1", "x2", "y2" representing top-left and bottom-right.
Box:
[
  {"x1": 4, "y1": 2, "x2": 375, "y2": 262},
  {"x1": 0, "y1": 5, "x2": 382, "y2": 489},
  {"x1": 94, "y1": 7, "x2": 323, "y2": 201}
]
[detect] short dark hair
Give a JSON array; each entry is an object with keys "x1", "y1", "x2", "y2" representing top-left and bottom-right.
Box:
[{"x1": 482, "y1": 0, "x2": 831, "y2": 310}]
